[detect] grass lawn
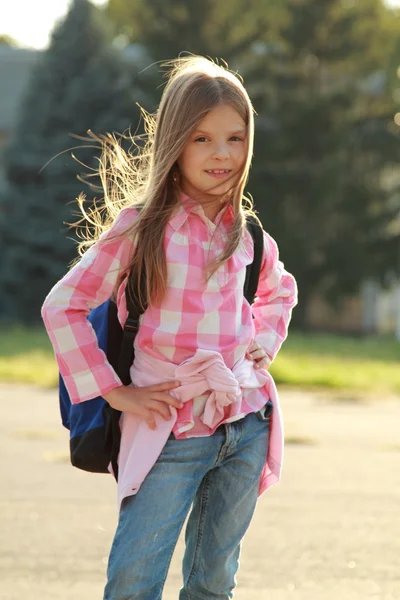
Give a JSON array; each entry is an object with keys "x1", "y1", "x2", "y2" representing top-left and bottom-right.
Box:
[
  {"x1": 0, "y1": 327, "x2": 58, "y2": 388},
  {"x1": 0, "y1": 327, "x2": 399, "y2": 396},
  {"x1": 272, "y1": 332, "x2": 400, "y2": 396}
]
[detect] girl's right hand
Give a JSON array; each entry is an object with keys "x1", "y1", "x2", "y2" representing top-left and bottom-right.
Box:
[{"x1": 103, "y1": 381, "x2": 182, "y2": 430}]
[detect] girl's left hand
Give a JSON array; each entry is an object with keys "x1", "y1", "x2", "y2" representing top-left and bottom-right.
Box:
[{"x1": 246, "y1": 342, "x2": 271, "y2": 370}]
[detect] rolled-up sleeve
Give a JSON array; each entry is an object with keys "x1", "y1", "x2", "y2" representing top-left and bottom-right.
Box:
[
  {"x1": 251, "y1": 231, "x2": 298, "y2": 365},
  {"x1": 41, "y1": 208, "x2": 137, "y2": 403}
]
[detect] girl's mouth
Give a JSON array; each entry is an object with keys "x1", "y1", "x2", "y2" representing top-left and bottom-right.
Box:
[{"x1": 205, "y1": 169, "x2": 232, "y2": 179}]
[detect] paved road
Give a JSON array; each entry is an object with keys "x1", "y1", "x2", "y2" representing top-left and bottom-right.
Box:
[{"x1": 1, "y1": 384, "x2": 399, "y2": 600}]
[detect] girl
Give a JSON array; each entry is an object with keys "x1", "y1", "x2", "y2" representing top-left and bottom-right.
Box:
[{"x1": 42, "y1": 56, "x2": 297, "y2": 599}]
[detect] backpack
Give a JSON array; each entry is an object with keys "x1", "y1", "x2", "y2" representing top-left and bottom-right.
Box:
[{"x1": 59, "y1": 217, "x2": 264, "y2": 480}]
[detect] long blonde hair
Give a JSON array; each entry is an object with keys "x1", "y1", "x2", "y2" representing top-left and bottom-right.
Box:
[{"x1": 76, "y1": 55, "x2": 257, "y2": 309}]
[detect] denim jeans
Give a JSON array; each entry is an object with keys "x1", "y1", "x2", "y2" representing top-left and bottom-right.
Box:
[{"x1": 104, "y1": 402, "x2": 272, "y2": 600}]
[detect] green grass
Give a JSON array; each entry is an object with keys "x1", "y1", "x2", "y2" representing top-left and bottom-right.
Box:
[
  {"x1": 270, "y1": 332, "x2": 400, "y2": 395},
  {"x1": 0, "y1": 326, "x2": 58, "y2": 387},
  {"x1": 0, "y1": 327, "x2": 399, "y2": 396}
]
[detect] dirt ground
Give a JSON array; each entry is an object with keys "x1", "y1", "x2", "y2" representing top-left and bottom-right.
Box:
[{"x1": 1, "y1": 383, "x2": 399, "y2": 600}]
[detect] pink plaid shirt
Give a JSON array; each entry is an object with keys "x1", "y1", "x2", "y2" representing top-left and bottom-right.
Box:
[{"x1": 42, "y1": 194, "x2": 297, "y2": 504}]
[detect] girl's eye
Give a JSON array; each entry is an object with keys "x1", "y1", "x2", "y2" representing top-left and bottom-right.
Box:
[{"x1": 195, "y1": 136, "x2": 243, "y2": 143}]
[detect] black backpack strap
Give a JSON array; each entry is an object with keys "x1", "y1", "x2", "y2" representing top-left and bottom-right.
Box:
[
  {"x1": 109, "y1": 275, "x2": 145, "y2": 482},
  {"x1": 116, "y1": 268, "x2": 147, "y2": 386},
  {"x1": 244, "y1": 216, "x2": 264, "y2": 305},
  {"x1": 116, "y1": 312, "x2": 140, "y2": 386}
]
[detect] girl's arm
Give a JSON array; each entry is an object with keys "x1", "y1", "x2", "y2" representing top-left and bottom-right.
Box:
[
  {"x1": 41, "y1": 208, "x2": 137, "y2": 403},
  {"x1": 250, "y1": 231, "x2": 298, "y2": 367}
]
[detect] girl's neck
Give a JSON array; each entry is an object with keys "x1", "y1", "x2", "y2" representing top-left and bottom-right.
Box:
[
  {"x1": 202, "y1": 201, "x2": 226, "y2": 223},
  {"x1": 181, "y1": 190, "x2": 230, "y2": 223}
]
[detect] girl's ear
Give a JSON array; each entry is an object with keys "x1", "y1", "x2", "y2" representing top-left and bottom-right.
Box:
[{"x1": 171, "y1": 164, "x2": 180, "y2": 183}]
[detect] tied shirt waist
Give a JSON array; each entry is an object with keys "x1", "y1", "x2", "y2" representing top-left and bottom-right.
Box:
[
  {"x1": 132, "y1": 348, "x2": 270, "y2": 432},
  {"x1": 116, "y1": 349, "x2": 271, "y2": 505}
]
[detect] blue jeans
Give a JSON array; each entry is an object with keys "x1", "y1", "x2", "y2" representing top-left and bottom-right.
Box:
[{"x1": 104, "y1": 403, "x2": 272, "y2": 600}]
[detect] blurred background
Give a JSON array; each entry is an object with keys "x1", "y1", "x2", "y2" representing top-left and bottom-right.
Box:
[
  {"x1": 1, "y1": 0, "x2": 400, "y2": 381},
  {"x1": 0, "y1": 1, "x2": 399, "y2": 599}
]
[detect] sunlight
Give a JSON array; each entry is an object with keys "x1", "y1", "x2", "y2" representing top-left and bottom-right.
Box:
[{"x1": 0, "y1": 0, "x2": 107, "y2": 49}]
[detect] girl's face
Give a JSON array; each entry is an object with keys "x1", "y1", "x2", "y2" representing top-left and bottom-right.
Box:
[{"x1": 177, "y1": 103, "x2": 247, "y2": 217}]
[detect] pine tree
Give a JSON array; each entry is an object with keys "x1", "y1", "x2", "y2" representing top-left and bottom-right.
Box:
[
  {"x1": 107, "y1": 0, "x2": 400, "y2": 329},
  {"x1": 106, "y1": 0, "x2": 284, "y2": 68},
  {"x1": 249, "y1": 0, "x2": 400, "y2": 327},
  {"x1": 0, "y1": 0, "x2": 148, "y2": 322}
]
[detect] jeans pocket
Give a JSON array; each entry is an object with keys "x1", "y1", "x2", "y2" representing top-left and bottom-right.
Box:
[{"x1": 256, "y1": 399, "x2": 273, "y2": 423}]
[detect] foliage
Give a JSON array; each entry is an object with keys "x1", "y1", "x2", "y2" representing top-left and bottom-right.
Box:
[
  {"x1": 2, "y1": 0, "x2": 400, "y2": 329},
  {"x1": 250, "y1": 0, "x2": 400, "y2": 325},
  {"x1": 106, "y1": 0, "x2": 400, "y2": 328},
  {"x1": 0, "y1": 34, "x2": 19, "y2": 47},
  {"x1": 106, "y1": 0, "x2": 284, "y2": 64},
  {"x1": 0, "y1": 0, "x2": 147, "y2": 322}
]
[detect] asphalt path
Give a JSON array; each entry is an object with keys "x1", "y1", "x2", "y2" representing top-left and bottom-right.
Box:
[{"x1": 1, "y1": 384, "x2": 399, "y2": 600}]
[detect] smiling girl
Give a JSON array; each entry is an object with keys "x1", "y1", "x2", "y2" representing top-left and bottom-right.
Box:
[
  {"x1": 42, "y1": 56, "x2": 297, "y2": 599},
  {"x1": 178, "y1": 103, "x2": 247, "y2": 220}
]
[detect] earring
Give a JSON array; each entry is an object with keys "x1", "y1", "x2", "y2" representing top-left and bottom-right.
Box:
[{"x1": 172, "y1": 166, "x2": 179, "y2": 183}]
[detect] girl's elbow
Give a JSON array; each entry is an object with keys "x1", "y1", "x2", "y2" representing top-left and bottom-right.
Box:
[
  {"x1": 41, "y1": 292, "x2": 52, "y2": 321},
  {"x1": 41, "y1": 287, "x2": 68, "y2": 324},
  {"x1": 41, "y1": 293, "x2": 58, "y2": 326}
]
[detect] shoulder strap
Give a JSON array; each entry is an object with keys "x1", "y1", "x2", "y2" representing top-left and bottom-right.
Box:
[
  {"x1": 110, "y1": 281, "x2": 143, "y2": 482},
  {"x1": 116, "y1": 206, "x2": 146, "y2": 386},
  {"x1": 116, "y1": 281, "x2": 143, "y2": 387},
  {"x1": 244, "y1": 216, "x2": 264, "y2": 305}
]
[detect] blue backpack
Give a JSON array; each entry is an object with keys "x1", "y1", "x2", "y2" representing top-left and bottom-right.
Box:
[{"x1": 59, "y1": 217, "x2": 264, "y2": 480}]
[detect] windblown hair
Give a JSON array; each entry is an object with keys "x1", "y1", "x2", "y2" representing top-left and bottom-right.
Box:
[{"x1": 76, "y1": 55, "x2": 257, "y2": 309}]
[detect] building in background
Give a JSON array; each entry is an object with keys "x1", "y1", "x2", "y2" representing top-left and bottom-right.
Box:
[{"x1": 306, "y1": 278, "x2": 400, "y2": 337}]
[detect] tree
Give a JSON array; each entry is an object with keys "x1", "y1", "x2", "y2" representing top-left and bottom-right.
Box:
[
  {"x1": 106, "y1": 0, "x2": 284, "y2": 67},
  {"x1": 0, "y1": 34, "x2": 19, "y2": 47},
  {"x1": 106, "y1": 0, "x2": 400, "y2": 329},
  {"x1": 0, "y1": 0, "x2": 149, "y2": 322},
  {"x1": 248, "y1": 0, "x2": 400, "y2": 327}
]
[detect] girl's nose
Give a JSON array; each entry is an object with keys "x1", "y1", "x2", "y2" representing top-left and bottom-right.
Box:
[{"x1": 212, "y1": 143, "x2": 230, "y2": 159}]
